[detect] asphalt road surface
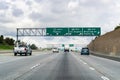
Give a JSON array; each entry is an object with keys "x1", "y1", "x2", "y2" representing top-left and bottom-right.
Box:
[{"x1": 0, "y1": 51, "x2": 120, "y2": 80}]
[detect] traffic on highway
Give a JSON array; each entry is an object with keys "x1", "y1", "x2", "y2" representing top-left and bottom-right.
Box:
[
  {"x1": 1, "y1": 0, "x2": 120, "y2": 80},
  {"x1": 0, "y1": 49, "x2": 120, "y2": 80}
]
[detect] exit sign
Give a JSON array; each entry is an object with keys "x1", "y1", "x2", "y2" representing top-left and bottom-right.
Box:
[
  {"x1": 69, "y1": 44, "x2": 74, "y2": 47},
  {"x1": 83, "y1": 27, "x2": 101, "y2": 36},
  {"x1": 46, "y1": 27, "x2": 101, "y2": 36},
  {"x1": 62, "y1": 44, "x2": 65, "y2": 47},
  {"x1": 46, "y1": 28, "x2": 68, "y2": 36}
]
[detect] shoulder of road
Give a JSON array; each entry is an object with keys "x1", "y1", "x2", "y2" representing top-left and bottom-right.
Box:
[{"x1": 90, "y1": 51, "x2": 120, "y2": 62}]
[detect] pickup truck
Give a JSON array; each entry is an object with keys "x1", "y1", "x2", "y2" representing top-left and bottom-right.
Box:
[
  {"x1": 52, "y1": 48, "x2": 59, "y2": 53},
  {"x1": 13, "y1": 44, "x2": 32, "y2": 56}
]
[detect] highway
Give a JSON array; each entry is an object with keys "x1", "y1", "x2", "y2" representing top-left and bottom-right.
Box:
[{"x1": 0, "y1": 51, "x2": 120, "y2": 80}]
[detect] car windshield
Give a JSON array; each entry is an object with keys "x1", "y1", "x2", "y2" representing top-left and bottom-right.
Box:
[
  {"x1": 82, "y1": 48, "x2": 89, "y2": 51},
  {"x1": 19, "y1": 45, "x2": 27, "y2": 47},
  {"x1": 53, "y1": 48, "x2": 57, "y2": 49}
]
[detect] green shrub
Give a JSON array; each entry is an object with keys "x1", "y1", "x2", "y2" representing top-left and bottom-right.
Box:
[{"x1": 114, "y1": 25, "x2": 120, "y2": 30}]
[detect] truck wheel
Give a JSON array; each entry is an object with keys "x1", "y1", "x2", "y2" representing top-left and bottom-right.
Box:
[
  {"x1": 20, "y1": 54, "x2": 22, "y2": 56},
  {"x1": 25, "y1": 53, "x2": 28, "y2": 56},
  {"x1": 30, "y1": 53, "x2": 32, "y2": 56},
  {"x1": 14, "y1": 53, "x2": 17, "y2": 56}
]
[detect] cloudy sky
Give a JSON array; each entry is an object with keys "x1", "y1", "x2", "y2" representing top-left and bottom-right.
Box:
[{"x1": 0, "y1": 0, "x2": 120, "y2": 48}]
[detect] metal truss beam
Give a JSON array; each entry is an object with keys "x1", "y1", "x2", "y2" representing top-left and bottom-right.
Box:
[{"x1": 16, "y1": 28, "x2": 46, "y2": 41}]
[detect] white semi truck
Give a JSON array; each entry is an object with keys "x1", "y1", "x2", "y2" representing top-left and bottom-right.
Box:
[{"x1": 64, "y1": 45, "x2": 69, "y2": 52}]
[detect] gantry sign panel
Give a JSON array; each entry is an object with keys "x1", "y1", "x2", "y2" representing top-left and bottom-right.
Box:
[
  {"x1": 46, "y1": 28, "x2": 68, "y2": 36},
  {"x1": 46, "y1": 27, "x2": 101, "y2": 36}
]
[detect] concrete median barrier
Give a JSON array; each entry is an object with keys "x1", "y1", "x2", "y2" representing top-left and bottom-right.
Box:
[{"x1": 90, "y1": 51, "x2": 120, "y2": 62}]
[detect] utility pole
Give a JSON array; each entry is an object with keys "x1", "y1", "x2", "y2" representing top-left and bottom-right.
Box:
[{"x1": 16, "y1": 28, "x2": 19, "y2": 47}]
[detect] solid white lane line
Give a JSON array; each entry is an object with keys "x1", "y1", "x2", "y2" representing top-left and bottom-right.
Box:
[
  {"x1": 101, "y1": 76, "x2": 110, "y2": 80},
  {"x1": 89, "y1": 67, "x2": 95, "y2": 70}
]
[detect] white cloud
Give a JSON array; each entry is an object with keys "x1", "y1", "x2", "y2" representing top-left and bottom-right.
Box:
[
  {"x1": 68, "y1": 0, "x2": 79, "y2": 10},
  {"x1": 0, "y1": 0, "x2": 120, "y2": 48},
  {"x1": 79, "y1": 0, "x2": 87, "y2": 3},
  {"x1": 12, "y1": 8, "x2": 24, "y2": 17}
]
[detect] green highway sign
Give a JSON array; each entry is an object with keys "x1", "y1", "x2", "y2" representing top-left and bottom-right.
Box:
[
  {"x1": 69, "y1": 44, "x2": 74, "y2": 47},
  {"x1": 83, "y1": 27, "x2": 101, "y2": 36},
  {"x1": 69, "y1": 28, "x2": 83, "y2": 36},
  {"x1": 46, "y1": 28, "x2": 68, "y2": 36},
  {"x1": 62, "y1": 44, "x2": 65, "y2": 47},
  {"x1": 46, "y1": 27, "x2": 101, "y2": 36}
]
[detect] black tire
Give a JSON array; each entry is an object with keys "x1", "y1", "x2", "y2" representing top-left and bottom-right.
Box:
[
  {"x1": 25, "y1": 53, "x2": 28, "y2": 56},
  {"x1": 20, "y1": 54, "x2": 22, "y2": 56},
  {"x1": 14, "y1": 53, "x2": 17, "y2": 56},
  {"x1": 30, "y1": 53, "x2": 32, "y2": 56}
]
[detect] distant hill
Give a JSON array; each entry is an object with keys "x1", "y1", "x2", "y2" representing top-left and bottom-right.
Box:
[{"x1": 88, "y1": 28, "x2": 120, "y2": 56}]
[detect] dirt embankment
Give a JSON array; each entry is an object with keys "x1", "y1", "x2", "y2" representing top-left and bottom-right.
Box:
[{"x1": 88, "y1": 28, "x2": 120, "y2": 56}]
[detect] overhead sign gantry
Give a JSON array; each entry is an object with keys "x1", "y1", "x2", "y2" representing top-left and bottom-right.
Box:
[{"x1": 16, "y1": 27, "x2": 101, "y2": 41}]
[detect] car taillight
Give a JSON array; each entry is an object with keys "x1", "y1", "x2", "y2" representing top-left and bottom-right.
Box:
[{"x1": 24, "y1": 48, "x2": 27, "y2": 51}]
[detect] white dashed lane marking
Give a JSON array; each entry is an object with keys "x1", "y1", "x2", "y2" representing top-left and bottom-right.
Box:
[
  {"x1": 89, "y1": 67, "x2": 95, "y2": 70},
  {"x1": 72, "y1": 53, "x2": 111, "y2": 80},
  {"x1": 101, "y1": 76, "x2": 110, "y2": 80},
  {"x1": 83, "y1": 62, "x2": 87, "y2": 64},
  {"x1": 31, "y1": 64, "x2": 40, "y2": 69}
]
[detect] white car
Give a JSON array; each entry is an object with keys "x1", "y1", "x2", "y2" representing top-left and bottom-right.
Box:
[{"x1": 52, "y1": 48, "x2": 59, "y2": 53}]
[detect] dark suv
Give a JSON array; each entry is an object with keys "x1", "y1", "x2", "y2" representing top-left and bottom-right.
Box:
[
  {"x1": 64, "y1": 49, "x2": 69, "y2": 52},
  {"x1": 81, "y1": 48, "x2": 89, "y2": 55}
]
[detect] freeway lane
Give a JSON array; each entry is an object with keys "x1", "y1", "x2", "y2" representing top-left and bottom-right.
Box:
[
  {"x1": 72, "y1": 52, "x2": 120, "y2": 80},
  {"x1": 17, "y1": 52, "x2": 103, "y2": 80},
  {"x1": 0, "y1": 51, "x2": 120, "y2": 80},
  {"x1": 0, "y1": 51, "x2": 60, "y2": 80}
]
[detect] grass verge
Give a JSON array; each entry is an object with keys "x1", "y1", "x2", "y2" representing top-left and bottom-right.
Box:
[{"x1": 0, "y1": 44, "x2": 13, "y2": 50}]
